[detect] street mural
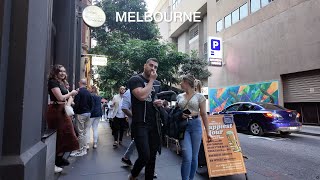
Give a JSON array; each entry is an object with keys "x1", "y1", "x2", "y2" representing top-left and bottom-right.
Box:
[{"x1": 209, "y1": 81, "x2": 279, "y2": 113}]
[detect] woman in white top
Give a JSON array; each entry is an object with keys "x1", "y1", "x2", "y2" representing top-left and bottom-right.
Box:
[{"x1": 176, "y1": 74, "x2": 212, "y2": 180}]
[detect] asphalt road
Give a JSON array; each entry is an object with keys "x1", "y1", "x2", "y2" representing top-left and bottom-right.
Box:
[
  {"x1": 196, "y1": 131, "x2": 320, "y2": 180},
  {"x1": 235, "y1": 132, "x2": 320, "y2": 180}
]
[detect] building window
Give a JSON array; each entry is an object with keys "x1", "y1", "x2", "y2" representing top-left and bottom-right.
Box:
[
  {"x1": 261, "y1": 0, "x2": 272, "y2": 7},
  {"x1": 251, "y1": 0, "x2": 261, "y2": 13},
  {"x1": 224, "y1": 14, "x2": 231, "y2": 28},
  {"x1": 172, "y1": 0, "x2": 181, "y2": 10},
  {"x1": 189, "y1": 25, "x2": 199, "y2": 40},
  {"x1": 204, "y1": 42, "x2": 208, "y2": 59},
  {"x1": 240, "y1": 3, "x2": 248, "y2": 20},
  {"x1": 216, "y1": 19, "x2": 223, "y2": 32},
  {"x1": 232, "y1": 8, "x2": 240, "y2": 24},
  {"x1": 251, "y1": 0, "x2": 273, "y2": 13}
]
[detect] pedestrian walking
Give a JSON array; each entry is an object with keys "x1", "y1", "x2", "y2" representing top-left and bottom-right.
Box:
[
  {"x1": 111, "y1": 86, "x2": 127, "y2": 148},
  {"x1": 128, "y1": 58, "x2": 163, "y2": 180},
  {"x1": 86, "y1": 86, "x2": 102, "y2": 149},
  {"x1": 120, "y1": 89, "x2": 134, "y2": 166},
  {"x1": 71, "y1": 79, "x2": 93, "y2": 157},
  {"x1": 176, "y1": 74, "x2": 213, "y2": 180},
  {"x1": 46, "y1": 64, "x2": 79, "y2": 173},
  {"x1": 120, "y1": 88, "x2": 158, "y2": 178}
]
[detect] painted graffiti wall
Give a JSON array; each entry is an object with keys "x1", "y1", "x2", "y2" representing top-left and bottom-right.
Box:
[{"x1": 209, "y1": 81, "x2": 279, "y2": 113}]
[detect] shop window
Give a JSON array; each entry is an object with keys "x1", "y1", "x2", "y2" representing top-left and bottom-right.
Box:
[
  {"x1": 240, "y1": 3, "x2": 248, "y2": 19},
  {"x1": 216, "y1": 19, "x2": 223, "y2": 32},
  {"x1": 224, "y1": 14, "x2": 231, "y2": 28}
]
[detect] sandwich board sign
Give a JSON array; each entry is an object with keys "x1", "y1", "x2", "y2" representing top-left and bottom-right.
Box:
[{"x1": 202, "y1": 115, "x2": 247, "y2": 178}]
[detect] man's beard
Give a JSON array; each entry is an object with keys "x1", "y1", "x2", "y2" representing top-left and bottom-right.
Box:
[{"x1": 144, "y1": 69, "x2": 151, "y2": 77}]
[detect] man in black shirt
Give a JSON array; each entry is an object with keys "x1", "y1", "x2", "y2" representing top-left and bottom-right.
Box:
[{"x1": 128, "y1": 58, "x2": 163, "y2": 180}]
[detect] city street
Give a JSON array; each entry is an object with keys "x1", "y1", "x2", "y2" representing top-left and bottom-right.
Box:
[
  {"x1": 236, "y1": 131, "x2": 320, "y2": 180},
  {"x1": 56, "y1": 121, "x2": 320, "y2": 180}
]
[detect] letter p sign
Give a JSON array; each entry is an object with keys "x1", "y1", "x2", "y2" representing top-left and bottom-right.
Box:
[{"x1": 211, "y1": 39, "x2": 220, "y2": 50}]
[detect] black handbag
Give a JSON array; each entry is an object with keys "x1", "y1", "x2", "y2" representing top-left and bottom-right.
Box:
[{"x1": 172, "y1": 93, "x2": 196, "y2": 140}]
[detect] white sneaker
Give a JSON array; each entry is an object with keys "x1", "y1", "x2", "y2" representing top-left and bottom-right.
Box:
[
  {"x1": 70, "y1": 149, "x2": 87, "y2": 157},
  {"x1": 86, "y1": 144, "x2": 90, "y2": 150},
  {"x1": 70, "y1": 150, "x2": 80, "y2": 156},
  {"x1": 93, "y1": 143, "x2": 97, "y2": 149},
  {"x1": 54, "y1": 165, "x2": 63, "y2": 173}
]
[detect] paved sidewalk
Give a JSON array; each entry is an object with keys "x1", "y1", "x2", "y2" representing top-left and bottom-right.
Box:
[
  {"x1": 56, "y1": 121, "x2": 277, "y2": 180},
  {"x1": 56, "y1": 121, "x2": 207, "y2": 180}
]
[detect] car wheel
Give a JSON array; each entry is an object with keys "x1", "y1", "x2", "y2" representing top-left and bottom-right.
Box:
[
  {"x1": 249, "y1": 122, "x2": 263, "y2": 136},
  {"x1": 280, "y1": 131, "x2": 291, "y2": 136}
]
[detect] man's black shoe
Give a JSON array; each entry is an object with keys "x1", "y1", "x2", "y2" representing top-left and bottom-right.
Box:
[{"x1": 121, "y1": 157, "x2": 133, "y2": 166}]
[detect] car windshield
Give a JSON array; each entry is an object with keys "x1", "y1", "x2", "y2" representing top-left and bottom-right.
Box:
[{"x1": 258, "y1": 103, "x2": 287, "y2": 110}]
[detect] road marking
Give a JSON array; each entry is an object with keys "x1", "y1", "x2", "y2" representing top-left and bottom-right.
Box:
[
  {"x1": 248, "y1": 135, "x2": 291, "y2": 141},
  {"x1": 249, "y1": 136, "x2": 276, "y2": 141}
]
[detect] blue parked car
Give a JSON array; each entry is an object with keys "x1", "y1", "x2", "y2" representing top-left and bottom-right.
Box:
[{"x1": 216, "y1": 102, "x2": 302, "y2": 136}]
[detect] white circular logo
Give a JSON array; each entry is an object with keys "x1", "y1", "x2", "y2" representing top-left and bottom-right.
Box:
[{"x1": 82, "y1": 6, "x2": 106, "y2": 28}]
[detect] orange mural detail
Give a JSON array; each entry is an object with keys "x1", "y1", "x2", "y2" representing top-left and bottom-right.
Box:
[
  {"x1": 216, "y1": 88, "x2": 226, "y2": 99},
  {"x1": 238, "y1": 85, "x2": 247, "y2": 95},
  {"x1": 261, "y1": 82, "x2": 278, "y2": 101}
]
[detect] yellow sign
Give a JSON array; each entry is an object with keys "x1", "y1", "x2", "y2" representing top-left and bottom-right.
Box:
[{"x1": 202, "y1": 115, "x2": 246, "y2": 177}]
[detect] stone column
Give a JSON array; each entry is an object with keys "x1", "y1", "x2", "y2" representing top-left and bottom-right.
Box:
[{"x1": 0, "y1": 0, "x2": 53, "y2": 179}]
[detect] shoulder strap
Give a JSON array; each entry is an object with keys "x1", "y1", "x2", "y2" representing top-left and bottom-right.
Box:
[{"x1": 182, "y1": 93, "x2": 196, "y2": 110}]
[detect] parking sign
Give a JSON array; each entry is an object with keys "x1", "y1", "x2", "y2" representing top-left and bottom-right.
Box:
[{"x1": 208, "y1": 37, "x2": 223, "y2": 59}]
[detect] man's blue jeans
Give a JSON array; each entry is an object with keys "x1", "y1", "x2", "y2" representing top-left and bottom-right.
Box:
[{"x1": 180, "y1": 118, "x2": 202, "y2": 180}]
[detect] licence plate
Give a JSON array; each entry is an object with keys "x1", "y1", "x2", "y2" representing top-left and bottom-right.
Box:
[{"x1": 289, "y1": 127, "x2": 298, "y2": 130}]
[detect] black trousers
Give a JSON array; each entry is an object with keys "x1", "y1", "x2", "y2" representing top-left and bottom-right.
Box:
[
  {"x1": 112, "y1": 117, "x2": 127, "y2": 142},
  {"x1": 131, "y1": 125, "x2": 159, "y2": 179}
]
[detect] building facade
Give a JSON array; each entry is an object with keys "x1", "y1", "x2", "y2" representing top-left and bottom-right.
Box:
[
  {"x1": 154, "y1": 0, "x2": 320, "y2": 125},
  {"x1": 80, "y1": 0, "x2": 93, "y2": 86},
  {"x1": 0, "y1": 0, "x2": 90, "y2": 179}
]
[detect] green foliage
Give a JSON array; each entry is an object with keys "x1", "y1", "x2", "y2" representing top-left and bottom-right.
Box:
[
  {"x1": 179, "y1": 51, "x2": 211, "y2": 81},
  {"x1": 92, "y1": 0, "x2": 159, "y2": 40},
  {"x1": 91, "y1": 0, "x2": 209, "y2": 96},
  {"x1": 93, "y1": 39, "x2": 188, "y2": 95}
]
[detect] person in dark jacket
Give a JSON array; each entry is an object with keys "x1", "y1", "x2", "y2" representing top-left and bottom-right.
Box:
[
  {"x1": 86, "y1": 86, "x2": 103, "y2": 149},
  {"x1": 70, "y1": 79, "x2": 93, "y2": 157}
]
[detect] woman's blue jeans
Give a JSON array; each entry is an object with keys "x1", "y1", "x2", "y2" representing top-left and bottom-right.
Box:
[{"x1": 180, "y1": 118, "x2": 202, "y2": 180}]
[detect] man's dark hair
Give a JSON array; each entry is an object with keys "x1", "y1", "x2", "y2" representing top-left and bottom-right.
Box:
[{"x1": 146, "y1": 58, "x2": 158, "y2": 64}]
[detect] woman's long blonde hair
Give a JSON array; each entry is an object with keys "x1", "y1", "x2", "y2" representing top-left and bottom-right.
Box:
[{"x1": 182, "y1": 74, "x2": 202, "y2": 93}]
